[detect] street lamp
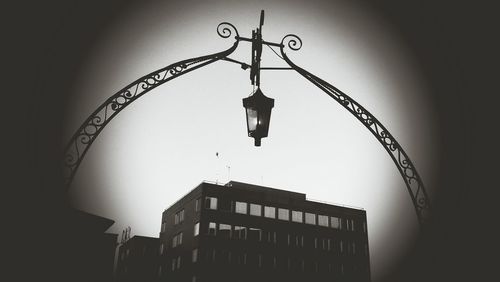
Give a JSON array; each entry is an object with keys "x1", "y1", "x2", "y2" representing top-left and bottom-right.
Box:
[
  {"x1": 63, "y1": 10, "x2": 431, "y2": 229},
  {"x1": 243, "y1": 88, "x2": 274, "y2": 146}
]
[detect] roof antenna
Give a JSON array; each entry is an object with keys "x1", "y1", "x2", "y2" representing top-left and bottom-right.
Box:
[
  {"x1": 215, "y1": 152, "x2": 220, "y2": 184},
  {"x1": 227, "y1": 165, "x2": 231, "y2": 182}
]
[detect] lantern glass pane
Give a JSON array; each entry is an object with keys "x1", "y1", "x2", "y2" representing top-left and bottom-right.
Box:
[
  {"x1": 246, "y1": 108, "x2": 258, "y2": 131},
  {"x1": 258, "y1": 110, "x2": 271, "y2": 136}
]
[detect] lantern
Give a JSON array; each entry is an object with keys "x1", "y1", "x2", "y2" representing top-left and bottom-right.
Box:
[{"x1": 242, "y1": 88, "x2": 274, "y2": 146}]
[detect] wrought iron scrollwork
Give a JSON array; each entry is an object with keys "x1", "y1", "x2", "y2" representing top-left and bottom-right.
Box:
[
  {"x1": 280, "y1": 34, "x2": 431, "y2": 229},
  {"x1": 63, "y1": 24, "x2": 239, "y2": 188}
]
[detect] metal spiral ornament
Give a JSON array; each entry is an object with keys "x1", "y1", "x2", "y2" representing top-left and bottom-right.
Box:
[
  {"x1": 281, "y1": 34, "x2": 303, "y2": 51},
  {"x1": 217, "y1": 22, "x2": 239, "y2": 39}
]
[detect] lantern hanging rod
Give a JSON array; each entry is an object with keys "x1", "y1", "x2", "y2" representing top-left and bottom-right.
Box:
[{"x1": 219, "y1": 10, "x2": 296, "y2": 87}]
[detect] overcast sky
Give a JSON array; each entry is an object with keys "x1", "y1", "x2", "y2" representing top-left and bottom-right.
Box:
[{"x1": 66, "y1": 0, "x2": 439, "y2": 280}]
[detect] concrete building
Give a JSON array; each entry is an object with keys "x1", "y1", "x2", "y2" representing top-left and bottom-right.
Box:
[
  {"x1": 157, "y1": 181, "x2": 370, "y2": 282},
  {"x1": 116, "y1": 235, "x2": 160, "y2": 282}
]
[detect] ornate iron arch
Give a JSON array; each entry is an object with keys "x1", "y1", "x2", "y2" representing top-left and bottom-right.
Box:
[{"x1": 63, "y1": 18, "x2": 430, "y2": 229}]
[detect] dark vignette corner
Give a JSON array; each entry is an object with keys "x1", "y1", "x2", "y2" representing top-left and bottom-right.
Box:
[{"x1": 8, "y1": 0, "x2": 496, "y2": 281}]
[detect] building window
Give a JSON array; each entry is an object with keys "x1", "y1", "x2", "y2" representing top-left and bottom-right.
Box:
[
  {"x1": 177, "y1": 256, "x2": 181, "y2": 269},
  {"x1": 161, "y1": 221, "x2": 166, "y2": 232},
  {"x1": 249, "y1": 203, "x2": 262, "y2": 216},
  {"x1": 258, "y1": 254, "x2": 263, "y2": 268},
  {"x1": 195, "y1": 198, "x2": 201, "y2": 212},
  {"x1": 172, "y1": 232, "x2": 183, "y2": 247},
  {"x1": 219, "y1": 223, "x2": 232, "y2": 239},
  {"x1": 294, "y1": 235, "x2": 304, "y2": 247},
  {"x1": 174, "y1": 209, "x2": 185, "y2": 225},
  {"x1": 234, "y1": 226, "x2": 247, "y2": 239},
  {"x1": 264, "y1": 206, "x2": 276, "y2": 218},
  {"x1": 346, "y1": 218, "x2": 352, "y2": 231},
  {"x1": 340, "y1": 240, "x2": 344, "y2": 253},
  {"x1": 194, "y1": 222, "x2": 200, "y2": 236},
  {"x1": 305, "y1": 212, "x2": 316, "y2": 225},
  {"x1": 292, "y1": 211, "x2": 303, "y2": 223},
  {"x1": 158, "y1": 265, "x2": 162, "y2": 277},
  {"x1": 330, "y1": 216, "x2": 340, "y2": 229},
  {"x1": 192, "y1": 249, "x2": 198, "y2": 262},
  {"x1": 314, "y1": 237, "x2": 318, "y2": 249},
  {"x1": 205, "y1": 197, "x2": 218, "y2": 210},
  {"x1": 206, "y1": 248, "x2": 216, "y2": 262},
  {"x1": 266, "y1": 230, "x2": 276, "y2": 243},
  {"x1": 171, "y1": 258, "x2": 176, "y2": 271},
  {"x1": 363, "y1": 221, "x2": 367, "y2": 233},
  {"x1": 248, "y1": 227, "x2": 262, "y2": 241},
  {"x1": 159, "y1": 243, "x2": 164, "y2": 255},
  {"x1": 192, "y1": 276, "x2": 197, "y2": 282},
  {"x1": 235, "y1": 201, "x2": 247, "y2": 214},
  {"x1": 278, "y1": 208, "x2": 289, "y2": 221},
  {"x1": 208, "y1": 222, "x2": 217, "y2": 236},
  {"x1": 237, "y1": 252, "x2": 247, "y2": 265},
  {"x1": 318, "y1": 215, "x2": 329, "y2": 227}
]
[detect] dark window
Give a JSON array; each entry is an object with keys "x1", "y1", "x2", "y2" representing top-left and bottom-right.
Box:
[
  {"x1": 174, "y1": 209, "x2": 184, "y2": 225},
  {"x1": 248, "y1": 227, "x2": 262, "y2": 242},
  {"x1": 192, "y1": 249, "x2": 198, "y2": 262},
  {"x1": 208, "y1": 222, "x2": 217, "y2": 236},
  {"x1": 195, "y1": 198, "x2": 201, "y2": 212},
  {"x1": 219, "y1": 223, "x2": 232, "y2": 239},
  {"x1": 234, "y1": 225, "x2": 247, "y2": 239},
  {"x1": 205, "y1": 197, "x2": 217, "y2": 210}
]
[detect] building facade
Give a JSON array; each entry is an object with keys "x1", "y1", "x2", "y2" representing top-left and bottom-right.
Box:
[
  {"x1": 158, "y1": 181, "x2": 370, "y2": 282},
  {"x1": 116, "y1": 235, "x2": 160, "y2": 282}
]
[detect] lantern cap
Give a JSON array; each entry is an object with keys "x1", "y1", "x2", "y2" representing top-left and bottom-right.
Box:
[{"x1": 243, "y1": 88, "x2": 274, "y2": 108}]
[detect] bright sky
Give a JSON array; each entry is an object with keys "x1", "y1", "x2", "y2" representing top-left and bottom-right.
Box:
[{"x1": 66, "y1": 0, "x2": 438, "y2": 280}]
